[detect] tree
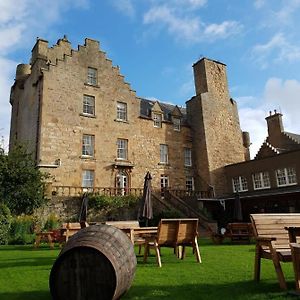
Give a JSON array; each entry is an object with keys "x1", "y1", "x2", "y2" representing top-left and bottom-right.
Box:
[{"x1": 0, "y1": 145, "x2": 49, "y2": 215}]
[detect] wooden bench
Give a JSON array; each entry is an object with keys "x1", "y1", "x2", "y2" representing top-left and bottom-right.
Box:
[
  {"x1": 226, "y1": 222, "x2": 253, "y2": 243},
  {"x1": 250, "y1": 213, "x2": 300, "y2": 289},
  {"x1": 62, "y1": 222, "x2": 82, "y2": 242},
  {"x1": 143, "y1": 218, "x2": 201, "y2": 267}
]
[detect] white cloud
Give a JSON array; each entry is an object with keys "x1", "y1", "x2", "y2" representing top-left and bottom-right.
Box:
[
  {"x1": 237, "y1": 77, "x2": 300, "y2": 158},
  {"x1": 254, "y1": 0, "x2": 265, "y2": 9},
  {"x1": 275, "y1": 0, "x2": 300, "y2": 24},
  {"x1": 143, "y1": 6, "x2": 201, "y2": 43},
  {"x1": 203, "y1": 21, "x2": 243, "y2": 40},
  {"x1": 252, "y1": 33, "x2": 300, "y2": 68},
  {"x1": 143, "y1": 5, "x2": 242, "y2": 43},
  {"x1": 238, "y1": 107, "x2": 267, "y2": 158},
  {"x1": 264, "y1": 77, "x2": 300, "y2": 130},
  {"x1": 111, "y1": 0, "x2": 135, "y2": 18}
]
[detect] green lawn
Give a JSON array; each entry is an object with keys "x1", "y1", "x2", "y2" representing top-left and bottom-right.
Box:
[{"x1": 0, "y1": 239, "x2": 297, "y2": 300}]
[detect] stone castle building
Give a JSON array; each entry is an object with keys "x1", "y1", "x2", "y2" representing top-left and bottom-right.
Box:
[{"x1": 9, "y1": 36, "x2": 250, "y2": 197}]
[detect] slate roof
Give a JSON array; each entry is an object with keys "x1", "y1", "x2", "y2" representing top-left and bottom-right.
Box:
[
  {"x1": 139, "y1": 98, "x2": 188, "y2": 125},
  {"x1": 284, "y1": 131, "x2": 300, "y2": 144}
]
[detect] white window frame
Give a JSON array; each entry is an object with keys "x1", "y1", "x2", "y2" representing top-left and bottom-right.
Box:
[
  {"x1": 232, "y1": 176, "x2": 248, "y2": 192},
  {"x1": 252, "y1": 172, "x2": 270, "y2": 190},
  {"x1": 186, "y1": 176, "x2": 194, "y2": 191},
  {"x1": 160, "y1": 144, "x2": 168, "y2": 164},
  {"x1": 184, "y1": 148, "x2": 192, "y2": 167},
  {"x1": 117, "y1": 139, "x2": 128, "y2": 160},
  {"x1": 82, "y1": 134, "x2": 95, "y2": 157},
  {"x1": 153, "y1": 113, "x2": 162, "y2": 128},
  {"x1": 83, "y1": 95, "x2": 95, "y2": 116},
  {"x1": 82, "y1": 170, "x2": 94, "y2": 188},
  {"x1": 116, "y1": 102, "x2": 127, "y2": 121},
  {"x1": 173, "y1": 117, "x2": 181, "y2": 131},
  {"x1": 87, "y1": 67, "x2": 97, "y2": 85},
  {"x1": 276, "y1": 167, "x2": 297, "y2": 187}
]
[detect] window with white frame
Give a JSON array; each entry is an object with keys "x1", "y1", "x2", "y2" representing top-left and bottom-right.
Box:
[
  {"x1": 82, "y1": 170, "x2": 94, "y2": 187},
  {"x1": 186, "y1": 176, "x2": 194, "y2": 191},
  {"x1": 276, "y1": 167, "x2": 297, "y2": 187},
  {"x1": 184, "y1": 148, "x2": 192, "y2": 167},
  {"x1": 153, "y1": 113, "x2": 162, "y2": 128},
  {"x1": 173, "y1": 117, "x2": 181, "y2": 131},
  {"x1": 232, "y1": 176, "x2": 248, "y2": 192},
  {"x1": 82, "y1": 134, "x2": 95, "y2": 157},
  {"x1": 87, "y1": 67, "x2": 97, "y2": 85},
  {"x1": 116, "y1": 102, "x2": 127, "y2": 121},
  {"x1": 160, "y1": 144, "x2": 168, "y2": 164},
  {"x1": 252, "y1": 172, "x2": 270, "y2": 190},
  {"x1": 117, "y1": 139, "x2": 128, "y2": 160},
  {"x1": 83, "y1": 95, "x2": 95, "y2": 116}
]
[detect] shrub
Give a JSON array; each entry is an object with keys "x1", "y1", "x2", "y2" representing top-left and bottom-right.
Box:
[
  {"x1": 9, "y1": 215, "x2": 36, "y2": 245},
  {"x1": 0, "y1": 203, "x2": 12, "y2": 245},
  {"x1": 89, "y1": 194, "x2": 139, "y2": 212},
  {"x1": 43, "y1": 214, "x2": 60, "y2": 231}
]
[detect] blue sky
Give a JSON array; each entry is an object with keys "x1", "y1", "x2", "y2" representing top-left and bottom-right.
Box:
[{"x1": 1, "y1": 0, "x2": 300, "y2": 157}]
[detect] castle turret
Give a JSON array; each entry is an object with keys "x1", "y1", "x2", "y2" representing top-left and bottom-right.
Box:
[{"x1": 187, "y1": 58, "x2": 245, "y2": 196}]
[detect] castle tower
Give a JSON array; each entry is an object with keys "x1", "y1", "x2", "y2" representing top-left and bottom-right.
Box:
[{"x1": 186, "y1": 58, "x2": 245, "y2": 196}]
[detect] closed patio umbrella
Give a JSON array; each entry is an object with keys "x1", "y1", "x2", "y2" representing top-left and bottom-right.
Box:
[
  {"x1": 138, "y1": 172, "x2": 153, "y2": 226},
  {"x1": 233, "y1": 193, "x2": 243, "y2": 222},
  {"x1": 79, "y1": 193, "x2": 89, "y2": 226}
]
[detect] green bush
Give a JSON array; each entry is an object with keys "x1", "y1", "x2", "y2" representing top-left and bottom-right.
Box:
[
  {"x1": 89, "y1": 194, "x2": 139, "y2": 212},
  {"x1": 43, "y1": 214, "x2": 60, "y2": 231},
  {"x1": 9, "y1": 215, "x2": 36, "y2": 245},
  {"x1": 0, "y1": 203, "x2": 12, "y2": 245}
]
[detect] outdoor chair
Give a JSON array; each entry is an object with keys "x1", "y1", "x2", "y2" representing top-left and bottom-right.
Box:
[
  {"x1": 143, "y1": 218, "x2": 201, "y2": 267},
  {"x1": 250, "y1": 213, "x2": 300, "y2": 289}
]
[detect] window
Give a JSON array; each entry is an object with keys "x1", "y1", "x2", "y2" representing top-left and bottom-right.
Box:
[
  {"x1": 160, "y1": 175, "x2": 169, "y2": 189},
  {"x1": 186, "y1": 176, "x2": 194, "y2": 191},
  {"x1": 184, "y1": 148, "x2": 192, "y2": 167},
  {"x1": 82, "y1": 170, "x2": 94, "y2": 188},
  {"x1": 276, "y1": 167, "x2": 297, "y2": 187},
  {"x1": 160, "y1": 144, "x2": 168, "y2": 164},
  {"x1": 116, "y1": 102, "x2": 127, "y2": 121},
  {"x1": 153, "y1": 113, "x2": 162, "y2": 128},
  {"x1": 83, "y1": 95, "x2": 95, "y2": 116},
  {"x1": 117, "y1": 139, "x2": 128, "y2": 160},
  {"x1": 173, "y1": 117, "x2": 181, "y2": 131},
  {"x1": 82, "y1": 134, "x2": 94, "y2": 157},
  {"x1": 87, "y1": 67, "x2": 97, "y2": 85},
  {"x1": 232, "y1": 176, "x2": 248, "y2": 192},
  {"x1": 252, "y1": 172, "x2": 270, "y2": 190}
]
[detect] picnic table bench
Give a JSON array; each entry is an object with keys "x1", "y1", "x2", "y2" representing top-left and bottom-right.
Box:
[
  {"x1": 226, "y1": 222, "x2": 253, "y2": 243},
  {"x1": 250, "y1": 213, "x2": 300, "y2": 289}
]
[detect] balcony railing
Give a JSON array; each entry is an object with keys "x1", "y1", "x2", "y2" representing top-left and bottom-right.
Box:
[{"x1": 50, "y1": 186, "x2": 213, "y2": 198}]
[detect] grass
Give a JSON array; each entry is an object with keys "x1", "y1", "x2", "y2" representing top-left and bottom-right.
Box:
[{"x1": 0, "y1": 239, "x2": 297, "y2": 300}]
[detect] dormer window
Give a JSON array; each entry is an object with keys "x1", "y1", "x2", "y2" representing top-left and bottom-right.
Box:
[
  {"x1": 173, "y1": 117, "x2": 181, "y2": 131},
  {"x1": 153, "y1": 113, "x2": 162, "y2": 128}
]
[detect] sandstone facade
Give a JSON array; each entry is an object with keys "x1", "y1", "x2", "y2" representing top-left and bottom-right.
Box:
[{"x1": 9, "y1": 37, "x2": 248, "y2": 197}]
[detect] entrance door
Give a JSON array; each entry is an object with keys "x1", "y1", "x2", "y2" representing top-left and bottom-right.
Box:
[
  {"x1": 160, "y1": 175, "x2": 169, "y2": 197},
  {"x1": 116, "y1": 171, "x2": 128, "y2": 195}
]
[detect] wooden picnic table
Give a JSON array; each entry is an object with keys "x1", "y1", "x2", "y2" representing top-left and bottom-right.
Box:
[
  {"x1": 120, "y1": 226, "x2": 158, "y2": 243},
  {"x1": 34, "y1": 231, "x2": 54, "y2": 249}
]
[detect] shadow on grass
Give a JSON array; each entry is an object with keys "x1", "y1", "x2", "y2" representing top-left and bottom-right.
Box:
[
  {"x1": 0, "y1": 290, "x2": 51, "y2": 300},
  {"x1": 124, "y1": 281, "x2": 296, "y2": 300},
  {"x1": 0, "y1": 256, "x2": 56, "y2": 269}
]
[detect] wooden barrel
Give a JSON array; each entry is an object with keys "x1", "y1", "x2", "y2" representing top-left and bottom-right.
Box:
[{"x1": 49, "y1": 224, "x2": 137, "y2": 300}]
